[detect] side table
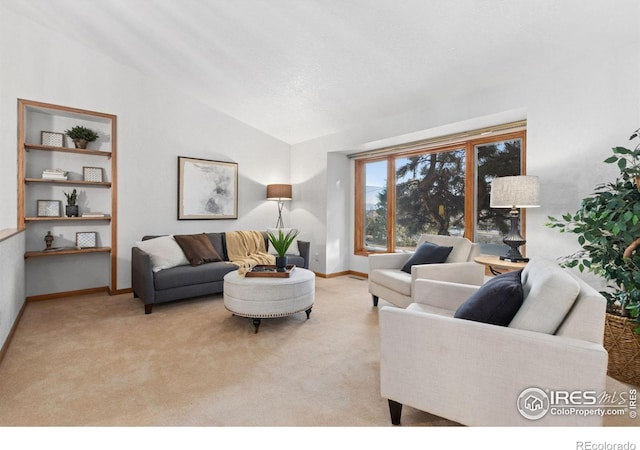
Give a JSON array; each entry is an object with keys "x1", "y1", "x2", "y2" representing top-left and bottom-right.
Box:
[{"x1": 473, "y1": 255, "x2": 528, "y2": 276}]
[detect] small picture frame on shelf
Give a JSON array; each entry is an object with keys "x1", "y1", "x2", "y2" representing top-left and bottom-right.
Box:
[
  {"x1": 41, "y1": 131, "x2": 64, "y2": 147},
  {"x1": 83, "y1": 166, "x2": 104, "y2": 182},
  {"x1": 76, "y1": 232, "x2": 97, "y2": 248},
  {"x1": 37, "y1": 200, "x2": 62, "y2": 217}
]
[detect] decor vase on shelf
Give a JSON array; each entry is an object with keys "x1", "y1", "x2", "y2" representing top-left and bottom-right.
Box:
[
  {"x1": 64, "y1": 125, "x2": 99, "y2": 149},
  {"x1": 267, "y1": 228, "x2": 299, "y2": 272},
  {"x1": 64, "y1": 188, "x2": 79, "y2": 217},
  {"x1": 546, "y1": 127, "x2": 640, "y2": 387}
]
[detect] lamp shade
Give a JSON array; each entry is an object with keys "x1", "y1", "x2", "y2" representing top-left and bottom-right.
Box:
[
  {"x1": 490, "y1": 176, "x2": 540, "y2": 208},
  {"x1": 266, "y1": 184, "x2": 292, "y2": 201}
]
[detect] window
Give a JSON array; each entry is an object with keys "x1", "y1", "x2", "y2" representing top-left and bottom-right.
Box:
[{"x1": 354, "y1": 129, "x2": 525, "y2": 255}]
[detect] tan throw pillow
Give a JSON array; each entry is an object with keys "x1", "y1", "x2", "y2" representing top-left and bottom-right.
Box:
[{"x1": 173, "y1": 233, "x2": 222, "y2": 266}]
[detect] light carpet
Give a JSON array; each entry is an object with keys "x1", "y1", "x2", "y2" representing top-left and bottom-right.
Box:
[{"x1": 0, "y1": 275, "x2": 635, "y2": 428}]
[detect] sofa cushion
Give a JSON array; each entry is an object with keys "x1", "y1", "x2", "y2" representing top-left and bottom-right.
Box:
[
  {"x1": 154, "y1": 261, "x2": 238, "y2": 290},
  {"x1": 205, "y1": 233, "x2": 226, "y2": 261},
  {"x1": 401, "y1": 241, "x2": 453, "y2": 274},
  {"x1": 174, "y1": 233, "x2": 223, "y2": 266},
  {"x1": 509, "y1": 257, "x2": 580, "y2": 334},
  {"x1": 135, "y1": 235, "x2": 189, "y2": 272},
  {"x1": 454, "y1": 269, "x2": 524, "y2": 326}
]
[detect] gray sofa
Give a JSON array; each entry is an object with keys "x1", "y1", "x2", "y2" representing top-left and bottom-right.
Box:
[{"x1": 131, "y1": 231, "x2": 310, "y2": 314}]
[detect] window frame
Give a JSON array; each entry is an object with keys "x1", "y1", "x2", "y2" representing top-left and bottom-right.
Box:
[{"x1": 354, "y1": 130, "x2": 527, "y2": 256}]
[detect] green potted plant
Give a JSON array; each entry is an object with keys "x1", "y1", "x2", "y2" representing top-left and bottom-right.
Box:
[
  {"x1": 267, "y1": 228, "x2": 299, "y2": 272},
  {"x1": 546, "y1": 127, "x2": 640, "y2": 386},
  {"x1": 64, "y1": 126, "x2": 99, "y2": 149},
  {"x1": 64, "y1": 188, "x2": 78, "y2": 217}
]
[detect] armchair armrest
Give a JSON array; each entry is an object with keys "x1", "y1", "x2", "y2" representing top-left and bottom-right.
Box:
[
  {"x1": 368, "y1": 252, "x2": 412, "y2": 272},
  {"x1": 379, "y1": 307, "x2": 608, "y2": 426},
  {"x1": 411, "y1": 278, "x2": 479, "y2": 310},
  {"x1": 411, "y1": 261, "x2": 485, "y2": 286},
  {"x1": 295, "y1": 240, "x2": 310, "y2": 269}
]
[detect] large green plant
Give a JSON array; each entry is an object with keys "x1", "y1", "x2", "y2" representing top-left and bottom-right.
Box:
[
  {"x1": 546, "y1": 128, "x2": 640, "y2": 332},
  {"x1": 267, "y1": 228, "x2": 299, "y2": 257}
]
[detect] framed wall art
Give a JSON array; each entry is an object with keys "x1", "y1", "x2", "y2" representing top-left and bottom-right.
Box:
[
  {"x1": 41, "y1": 131, "x2": 64, "y2": 147},
  {"x1": 83, "y1": 166, "x2": 104, "y2": 182},
  {"x1": 37, "y1": 200, "x2": 62, "y2": 217},
  {"x1": 178, "y1": 156, "x2": 238, "y2": 220},
  {"x1": 76, "y1": 232, "x2": 97, "y2": 248}
]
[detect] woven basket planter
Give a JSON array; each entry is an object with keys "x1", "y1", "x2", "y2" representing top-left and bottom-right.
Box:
[{"x1": 603, "y1": 313, "x2": 640, "y2": 387}]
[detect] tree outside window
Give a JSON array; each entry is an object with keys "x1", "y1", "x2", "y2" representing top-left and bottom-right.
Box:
[{"x1": 355, "y1": 131, "x2": 525, "y2": 255}]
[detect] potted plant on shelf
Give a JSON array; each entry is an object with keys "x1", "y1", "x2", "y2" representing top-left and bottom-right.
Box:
[
  {"x1": 546, "y1": 127, "x2": 640, "y2": 387},
  {"x1": 267, "y1": 228, "x2": 299, "y2": 272},
  {"x1": 64, "y1": 189, "x2": 79, "y2": 217},
  {"x1": 64, "y1": 125, "x2": 99, "y2": 149}
]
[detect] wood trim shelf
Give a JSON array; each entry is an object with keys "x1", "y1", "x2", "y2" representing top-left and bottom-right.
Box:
[
  {"x1": 24, "y1": 143, "x2": 112, "y2": 158},
  {"x1": 24, "y1": 216, "x2": 111, "y2": 222},
  {"x1": 18, "y1": 98, "x2": 118, "y2": 294},
  {"x1": 25, "y1": 178, "x2": 111, "y2": 187},
  {"x1": 25, "y1": 246, "x2": 111, "y2": 258}
]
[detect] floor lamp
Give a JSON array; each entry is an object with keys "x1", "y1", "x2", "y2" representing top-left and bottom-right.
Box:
[
  {"x1": 490, "y1": 175, "x2": 540, "y2": 262},
  {"x1": 266, "y1": 184, "x2": 292, "y2": 228}
]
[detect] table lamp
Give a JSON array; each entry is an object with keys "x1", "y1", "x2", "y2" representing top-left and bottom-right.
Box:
[{"x1": 490, "y1": 175, "x2": 540, "y2": 262}]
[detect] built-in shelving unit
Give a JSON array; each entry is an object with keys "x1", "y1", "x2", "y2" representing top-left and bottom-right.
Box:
[{"x1": 17, "y1": 99, "x2": 118, "y2": 298}]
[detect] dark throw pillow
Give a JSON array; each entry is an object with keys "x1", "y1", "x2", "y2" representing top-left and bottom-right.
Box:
[
  {"x1": 454, "y1": 269, "x2": 524, "y2": 326},
  {"x1": 173, "y1": 233, "x2": 222, "y2": 266},
  {"x1": 401, "y1": 241, "x2": 453, "y2": 274}
]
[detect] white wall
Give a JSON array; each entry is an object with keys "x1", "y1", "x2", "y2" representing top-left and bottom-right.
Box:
[
  {"x1": 2, "y1": 3, "x2": 639, "y2": 286},
  {"x1": 0, "y1": 231, "x2": 25, "y2": 351},
  {"x1": 292, "y1": 40, "x2": 640, "y2": 277},
  {"x1": 0, "y1": 5, "x2": 291, "y2": 293}
]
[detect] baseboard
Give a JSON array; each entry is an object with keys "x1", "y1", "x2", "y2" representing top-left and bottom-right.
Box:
[
  {"x1": 26, "y1": 286, "x2": 110, "y2": 302},
  {"x1": 0, "y1": 300, "x2": 27, "y2": 366},
  {"x1": 111, "y1": 288, "x2": 133, "y2": 295},
  {"x1": 315, "y1": 270, "x2": 368, "y2": 279}
]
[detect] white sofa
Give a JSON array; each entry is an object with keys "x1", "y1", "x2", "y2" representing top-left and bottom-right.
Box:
[
  {"x1": 379, "y1": 257, "x2": 608, "y2": 426},
  {"x1": 368, "y1": 234, "x2": 484, "y2": 308}
]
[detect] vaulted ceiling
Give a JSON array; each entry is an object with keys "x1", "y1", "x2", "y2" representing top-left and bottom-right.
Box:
[{"x1": 3, "y1": 0, "x2": 638, "y2": 144}]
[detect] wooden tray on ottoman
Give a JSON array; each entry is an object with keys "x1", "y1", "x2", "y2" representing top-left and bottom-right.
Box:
[{"x1": 246, "y1": 264, "x2": 296, "y2": 278}]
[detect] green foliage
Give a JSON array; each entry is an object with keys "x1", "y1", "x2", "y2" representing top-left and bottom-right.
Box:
[
  {"x1": 546, "y1": 128, "x2": 640, "y2": 333},
  {"x1": 365, "y1": 139, "x2": 522, "y2": 249},
  {"x1": 64, "y1": 125, "x2": 99, "y2": 142},
  {"x1": 64, "y1": 189, "x2": 77, "y2": 206},
  {"x1": 267, "y1": 228, "x2": 299, "y2": 257}
]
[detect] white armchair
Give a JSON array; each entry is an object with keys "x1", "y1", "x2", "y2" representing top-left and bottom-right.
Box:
[
  {"x1": 368, "y1": 234, "x2": 484, "y2": 308},
  {"x1": 379, "y1": 257, "x2": 608, "y2": 426}
]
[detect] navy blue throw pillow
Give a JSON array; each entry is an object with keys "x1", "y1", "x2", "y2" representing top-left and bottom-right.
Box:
[
  {"x1": 401, "y1": 241, "x2": 453, "y2": 274},
  {"x1": 454, "y1": 269, "x2": 524, "y2": 326}
]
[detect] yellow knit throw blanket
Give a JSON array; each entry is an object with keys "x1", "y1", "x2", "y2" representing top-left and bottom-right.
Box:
[{"x1": 225, "y1": 231, "x2": 275, "y2": 275}]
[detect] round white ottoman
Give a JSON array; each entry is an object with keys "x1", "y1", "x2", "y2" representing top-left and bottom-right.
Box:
[{"x1": 223, "y1": 268, "x2": 315, "y2": 333}]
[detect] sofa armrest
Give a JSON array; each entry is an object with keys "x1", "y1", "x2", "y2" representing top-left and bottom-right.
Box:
[
  {"x1": 368, "y1": 252, "x2": 412, "y2": 272},
  {"x1": 411, "y1": 279, "x2": 480, "y2": 310},
  {"x1": 411, "y1": 261, "x2": 485, "y2": 286},
  {"x1": 379, "y1": 306, "x2": 608, "y2": 426},
  {"x1": 131, "y1": 246, "x2": 156, "y2": 306},
  {"x1": 295, "y1": 240, "x2": 310, "y2": 269}
]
